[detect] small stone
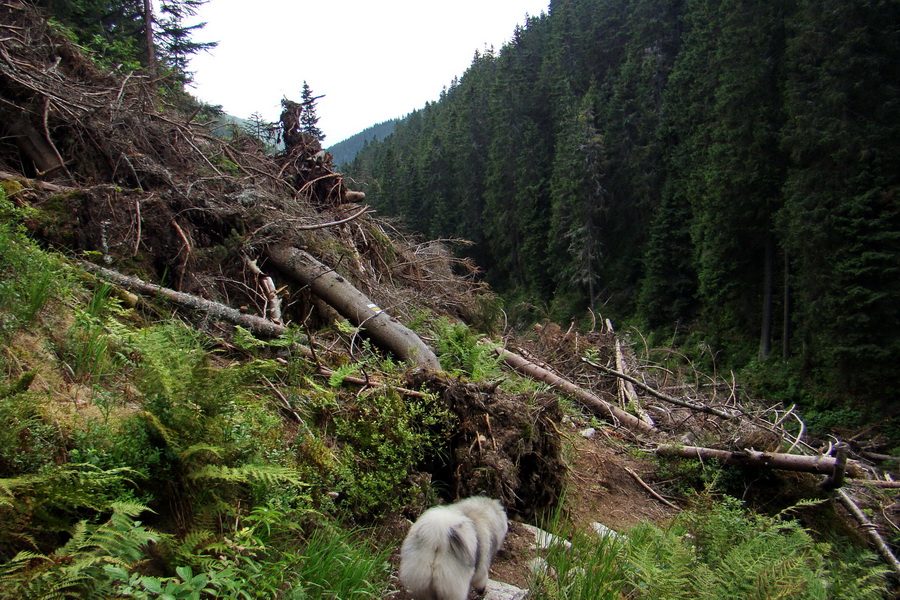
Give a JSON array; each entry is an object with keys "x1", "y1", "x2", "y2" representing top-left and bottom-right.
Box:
[
  {"x1": 591, "y1": 521, "x2": 624, "y2": 541},
  {"x1": 580, "y1": 427, "x2": 597, "y2": 439},
  {"x1": 521, "y1": 523, "x2": 572, "y2": 550},
  {"x1": 527, "y1": 557, "x2": 555, "y2": 579},
  {"x1": 484, "y1": 579, "x2": 529, "y2": 600}
]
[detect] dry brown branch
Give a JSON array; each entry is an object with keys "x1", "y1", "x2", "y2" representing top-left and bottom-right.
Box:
[
  {"x1": 494, "y1": 346, "x2": 657, "y2": 435},
  {"x1": 291, "y1": 205, "x2": 371, "y2": 230},
  {"x1": 584, "y1": 358, "x2": 737, "y2": 419},
  {"x1": 315, "y1": 366, "x2": 426, "y2": 398},
  {"x1": 0, "y1": 169, "x2": 74, "y2": 192},
  {"x1": 656, "y1": 444, "x2": 865, "y2": 477},
  {"x1": 623, "y1": 466, "x2": 680, "y2": 510},
  {"x1": 81, "y1": 262, "x2": 304, "y2": 346},
  {"x1": 860, "y1": 481, "x2": 900, "y2": 489}
]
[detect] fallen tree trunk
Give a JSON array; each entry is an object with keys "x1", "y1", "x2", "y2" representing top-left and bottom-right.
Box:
[
  {"x1": 82, "y1": 262, "x2": 292, "y2": 340},
  {"x1": 656, "y1": 444, "x2": 864, "y2": 478},
  {"x1": 266, "y1": 244, "x2": 441, "y2": 371},
  {"x1": 836, "y1": 489, "x2": 900, "y2": 578},
  {"x1": 494, "y1": 347, "x2": 657, "y2": 435}
]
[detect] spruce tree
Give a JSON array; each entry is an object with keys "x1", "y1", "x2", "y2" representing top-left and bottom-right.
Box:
[
  {"x1": 156, "y1": 0, "x2": 217, "y2": 82},
  {"x1": 299, "y1": 81, "x2": 325, "y2": 142}
]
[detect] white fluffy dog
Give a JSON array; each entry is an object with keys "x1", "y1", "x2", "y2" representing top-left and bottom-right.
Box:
[{"x1": 400, "y1": 496, "x2": 508, "y2": 600}]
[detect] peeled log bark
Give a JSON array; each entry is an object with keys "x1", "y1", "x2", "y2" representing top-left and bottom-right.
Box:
[
  {"x1": 266, "y1": 244, "x2": 441, "y2": 371},
  {"x1": 495, "y1": 347, "x2": 657, "y2": 435},
  {"x1": 656, "y1": 444, "x2": 864, "y2": 478}
]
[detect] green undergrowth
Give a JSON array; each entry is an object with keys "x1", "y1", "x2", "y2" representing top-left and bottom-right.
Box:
[
  {"x1": 0, "y1": 192, "x2": 417, "y2": 598},
  {"x1": 0, "y1": 187, "x2": 895, "y2": 598},
  {"x1": 533, "y1": 492, "x2": 889, "y2": 600}
]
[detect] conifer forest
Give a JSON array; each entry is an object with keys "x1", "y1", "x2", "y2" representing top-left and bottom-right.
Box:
[{"x1": 346, "y1": 0, "x2": 900, "y2": 421}]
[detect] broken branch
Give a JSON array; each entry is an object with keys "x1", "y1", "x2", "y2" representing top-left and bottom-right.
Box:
[
  {"x1": 495, "y1": 346, "x2": 657, "y2": 435},
  {"x1": 655, "y1": 444, "x2": 864, "y2": 478},
  {"x1": 584, "y1": 358, "x2": 737, "y2": 419}
]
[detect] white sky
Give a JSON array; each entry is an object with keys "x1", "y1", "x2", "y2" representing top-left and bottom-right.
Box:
[{"x1": 187, "y1": 0, "x2": 550, "y2": 145}]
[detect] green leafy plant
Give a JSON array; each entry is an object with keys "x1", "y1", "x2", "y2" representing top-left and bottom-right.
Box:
[
  {"x1": 328, "y1": 387, "x2": 453, "y2": 517},
  {"x1": 434, "y1": 318, "x2": 501, "y2": 380},
  {"x1": 534, "y1": 493, "x2": 889, "y2": 599}
]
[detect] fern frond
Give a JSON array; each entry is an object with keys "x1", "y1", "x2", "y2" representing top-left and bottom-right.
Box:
[
  {"x1": 328, "y1": 363, "x2": 361, "y2": 387},
  {"x1": 180, "y1": 444, "x2": 225, "y2": 461},
  {"x1": 187, "y1": 464, "x2": 303, "y2": 487}
]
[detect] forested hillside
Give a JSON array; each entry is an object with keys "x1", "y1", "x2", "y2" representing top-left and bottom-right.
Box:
[
  {"x1": 327, "y1": 119, "x2": 398, "y2": 167},
  {"x1": 345, "y1": 0, "x2": 900, "y2": 421}
]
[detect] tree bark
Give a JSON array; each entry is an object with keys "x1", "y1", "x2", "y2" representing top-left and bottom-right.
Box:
[
  {"x1": 759, "y1": 236, "x2": 774, "y2": 360},
  {"x1": 143, "y1": 0, "x2": 156, "y2": 78},
  {"x1": 836, "y1": 489, "x2": 900, "y2": 578},
  {"x1": 782, "y1": 251, "x2": 792, "y2": 360},
  {"x1": 4, "y1": 116, "x2": 64, "y2": 175},
  {"x1": 656, "y1": 444, "x2": 864, "y2": 478},
  {"x1": 266, "y1": 244, "x2": 441, "y2": 371},
  {"x1": 494, "y1": 347, "x2": 657, "y2": 435}
]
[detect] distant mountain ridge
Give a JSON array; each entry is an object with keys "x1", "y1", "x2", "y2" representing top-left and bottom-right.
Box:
[{"x1": 327, "y1": 119, "x2": 398, "y2": 166}]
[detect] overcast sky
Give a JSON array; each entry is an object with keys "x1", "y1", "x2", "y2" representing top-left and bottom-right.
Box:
[{"x1": 187, "y1": 0, "x2": 550, "y2": 145}]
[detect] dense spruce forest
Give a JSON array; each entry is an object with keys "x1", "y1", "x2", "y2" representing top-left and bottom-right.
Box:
[
  {"x1": 327, "y1": 119, "x2": 398, "y2": 167},
  {"x1": 346, "y1": 0, "x2": 900, "y2": 424}
]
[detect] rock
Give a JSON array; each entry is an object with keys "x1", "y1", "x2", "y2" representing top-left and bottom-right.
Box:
[
  {"x1": 527, "y1": 557, "x2": 555, "y2": 580},
  {"x1": 591, "y1": 521, "x2": 624, "y2": 541},
  {"x1": 521, "y1": 523, "x2": 572, "y2": 550},
  {"x1": 485, "y1": 579, "x2": 529, "y2": 600},
  {"x1": 580, "y1": 427, "x2": 597, "y2": 439}
]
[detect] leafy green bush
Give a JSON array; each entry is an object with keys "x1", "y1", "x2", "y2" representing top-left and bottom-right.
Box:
[{"x1": 328, "y1": 387, "x2": 452, "y2": 517}]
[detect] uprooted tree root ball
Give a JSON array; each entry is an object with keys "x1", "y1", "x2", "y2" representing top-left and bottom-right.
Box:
[{"x1": 406, "y1": 370, "x2": 565, "y2": 519}]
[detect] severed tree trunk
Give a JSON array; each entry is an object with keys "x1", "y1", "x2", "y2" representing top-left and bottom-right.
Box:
[
  {"x1": 495, "y1": 347, "x2": 657, "y2": 435},
  {"x1": 656, "y1": 444, "x2": 864, "y2": 478},
  {"x1": 266, "y1": 244, "x2": 441, "y2": 371},
  {"x1": 783, "y1": 251, "x2": 792, "y2": 360},
  {"x1": 4, "y1": 116, "x2": 64, "y2": 175},
  {"x1": 143, "y1": 0, "x2": 156, "y2": 78}
]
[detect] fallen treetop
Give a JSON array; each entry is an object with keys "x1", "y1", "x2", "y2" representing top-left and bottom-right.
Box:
[{"x1": 495, "y1": 346, "x2": 657, "y2": 435}]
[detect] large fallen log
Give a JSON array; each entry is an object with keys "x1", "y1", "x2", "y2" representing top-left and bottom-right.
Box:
[
  {"x1": 656, "y1": 444, "x2": 864, "y2": 478},
  {"x1": 266, "y1": 244, "x2": 441, "y2": 371},
  {"x1": 494, "y1": 347, "x2": 657, "y2": 435}
]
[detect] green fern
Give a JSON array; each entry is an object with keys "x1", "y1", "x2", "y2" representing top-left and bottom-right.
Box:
[
  {"x1": 187, "y1": 463, "x2": 303, "y2": 487},
  {"x1": 328, "y1": 362, "x2": 361, "y2": 387},
  {"x1": 0, "y1": 502, "x2": 159, "y2": 600}
]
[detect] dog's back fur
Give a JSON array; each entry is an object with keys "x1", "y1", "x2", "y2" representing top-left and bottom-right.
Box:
[{"x1": 400, "y1": 496, "x2": 508, "y2": 600}]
